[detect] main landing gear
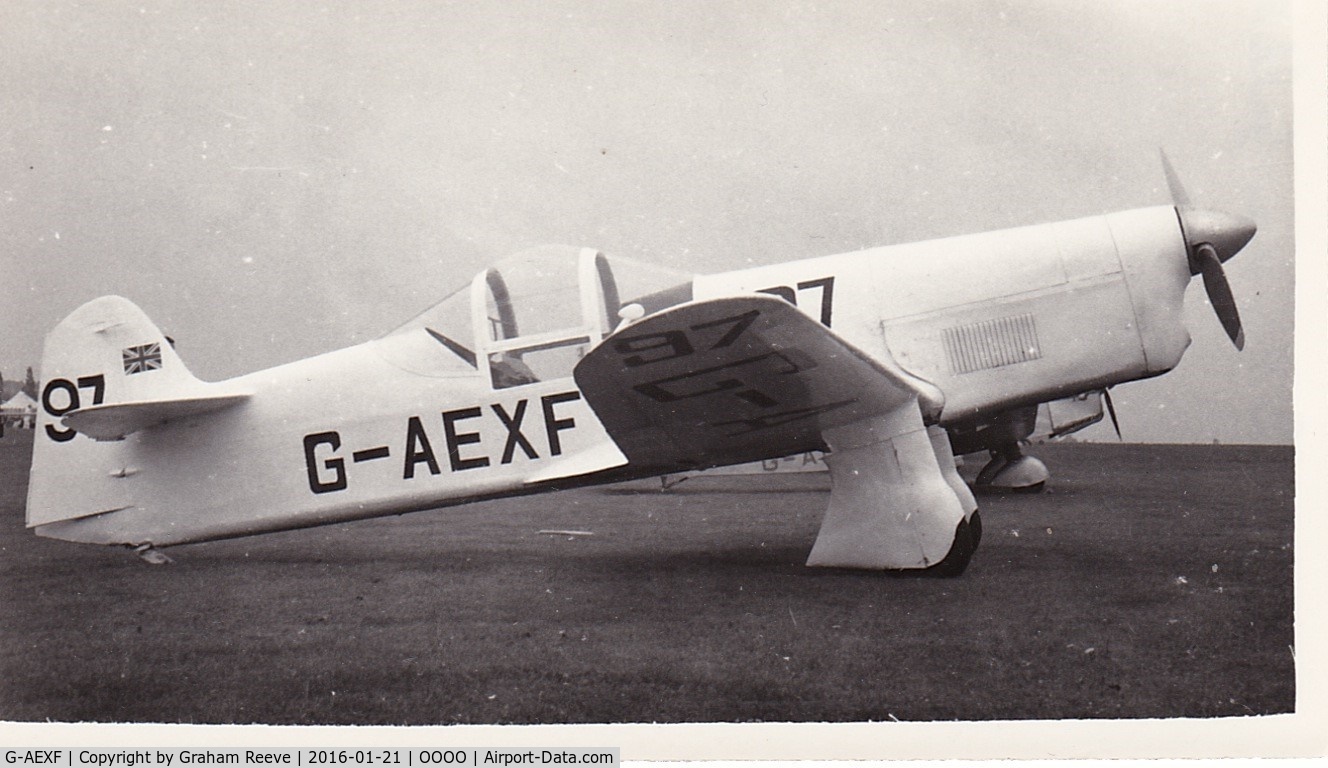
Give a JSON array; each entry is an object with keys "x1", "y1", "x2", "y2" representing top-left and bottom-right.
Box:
[{"x1": 806, "y1": 406, "x2": 981, "y2": 576}]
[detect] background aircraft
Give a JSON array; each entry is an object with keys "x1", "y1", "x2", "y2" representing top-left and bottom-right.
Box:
[
  {"x1": 26, "y1": 159, "x2": 1254, "y2": 573},
  {"x1": 657, "y1": 389, "x2": 1108, "y2": 491}
]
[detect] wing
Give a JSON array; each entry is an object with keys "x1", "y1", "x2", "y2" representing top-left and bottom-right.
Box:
[{"x1": 573, "y1": 294, "x2": 943, "y2": 472}]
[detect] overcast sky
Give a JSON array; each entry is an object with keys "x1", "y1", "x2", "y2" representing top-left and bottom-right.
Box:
[{"x1": 0, "y1": 0, "x2": 1296, "y2": 443}]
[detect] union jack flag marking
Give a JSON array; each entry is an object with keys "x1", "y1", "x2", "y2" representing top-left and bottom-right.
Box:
[{"x1": 122, "y1": 343, "x2": 163, "y2": 375}]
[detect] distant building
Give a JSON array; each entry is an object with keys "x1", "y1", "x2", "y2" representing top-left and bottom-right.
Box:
[{"x1": 1, "y1": 391, "x2": 38, "y2": 429}]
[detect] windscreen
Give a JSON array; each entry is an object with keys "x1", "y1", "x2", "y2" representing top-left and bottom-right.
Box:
[{"x1": 382, "y1": 246, "x2": 695, "y2": 379}]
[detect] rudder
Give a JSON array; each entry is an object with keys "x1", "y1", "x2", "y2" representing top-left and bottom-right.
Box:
[{"x1": 27, "y1": 296, "x2": 236, "y2": 529}]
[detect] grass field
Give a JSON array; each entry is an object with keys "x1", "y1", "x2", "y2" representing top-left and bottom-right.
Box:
[{"x1": 0, "y1": 430, "x2": 1294, "y2": 724}]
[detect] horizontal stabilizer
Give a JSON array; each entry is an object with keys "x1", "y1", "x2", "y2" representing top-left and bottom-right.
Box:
[{"x1": 63, "y1": 392, "x2": 251, "y2": 441}]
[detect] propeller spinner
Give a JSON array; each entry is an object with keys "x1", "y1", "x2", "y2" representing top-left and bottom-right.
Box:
[{"x1": 1160, "y1": 150, "x2": 1256, "y2": 349}]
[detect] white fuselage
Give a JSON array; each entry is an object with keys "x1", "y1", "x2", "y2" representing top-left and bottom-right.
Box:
[
  {"x1": 696, "y1": 205, "x2": 1191, "y2": 423},
  {"x1": 30, "y1": 206, "x2": 1194, "y2": 548}
]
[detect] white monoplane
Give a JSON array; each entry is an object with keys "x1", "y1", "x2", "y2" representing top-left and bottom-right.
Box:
[{"x1": 27, "y1": 158, "x2": 1254, "y2": 573}]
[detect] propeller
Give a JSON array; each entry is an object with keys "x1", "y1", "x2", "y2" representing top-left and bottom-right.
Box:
[
  {"x1": 1192, "y1": 243, "x2": 1246, "y2": 350},
  {"x1": 1102, "y1": 388, "x2": 1122, "y2": 441},
  {"x1": 1160, "y1": 150, "x2": 1191, "y2": 208},
  {"x1": 1159, "y1": 150, "x2": 1255, "y2": 350}
]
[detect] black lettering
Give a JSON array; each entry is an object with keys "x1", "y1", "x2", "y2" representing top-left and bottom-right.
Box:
[
  {"x1": 41, "y1": 378, "x2": 79, "y2": 442},
  {"x1": 797, "y1": 276, "x2": 835, "y2": 326},
  {"x1": 491, "y1": 400, "x2": 538, "y2": 464},
  {"x1": 442, "y1": 407, "x2": 490, "y2": 471},
  {"x1": 39, "y1": 375, "x2": 108, "y2": 442},
  {"x1": 352, "y1": 446, "x2": 390, "y2": 462},
  {"x1": 712, "y1": 399, "x2": 856, "y2": 436},
  {"x1": 691, "y1": 309, "x2": 759, "y2": 349},
  {"x1": 303, "y1": 431, "x2": 347, "y2": 493},
  {"x1": 759, "y1": 278, "x2": 834, "y2": 326},
  {"x1": 403, "y1": 416, "x2": 441, "y2": 478},
  {"x1": 541, "y1": 391, "x2": 581, "y2": 456},
  {"x1": 76, "y1": 374, "x2": 106, "y2": 405},
  {"x1": 633, "y1": 352, "x2": 803, "y2": 403},
  {"x1": 734, "y1": 388, "x2": 779, "y2": 407},
  {"x1": 613, "y1": 329, "x2": 693, "y2": 368}
]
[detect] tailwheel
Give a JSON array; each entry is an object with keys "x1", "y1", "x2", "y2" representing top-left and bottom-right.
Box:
[{"x1": 134, "y1": 543, "x2": 174, "y2": 565}]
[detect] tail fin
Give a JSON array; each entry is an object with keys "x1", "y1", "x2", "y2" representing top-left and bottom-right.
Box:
[
  {"x1": 40, "y1": 296, "x2": 206, "y2": 421},
  {"x1": 28, "y1": 296, "x2": 247, "y2": 528}
]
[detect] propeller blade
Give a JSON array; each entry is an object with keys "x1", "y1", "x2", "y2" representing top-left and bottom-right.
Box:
[
  {"x1": 1194, "y1": 243, "x2": 1245, "y2": 350},
  {"x1": 1102, "y1": 389, "x2": 1121, "y2": 441},
  {"x1": 1160, "y1": 149, "x2": 1192, "y2": 208}
]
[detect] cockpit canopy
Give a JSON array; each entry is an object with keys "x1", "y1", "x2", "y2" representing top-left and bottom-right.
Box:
[{"x1": 379, "y1": 245, "x2": 693, "y2": 387}]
